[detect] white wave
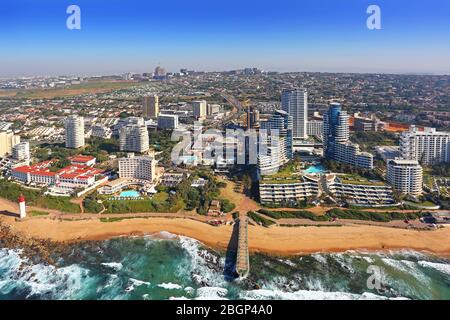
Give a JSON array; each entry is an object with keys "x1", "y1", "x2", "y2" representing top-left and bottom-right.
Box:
[
  {"x1": 241, "y1": 289, "x2": 406, "y2": 300},
  {"x1": 129, "y1": 278, "x2": 150, "y2": 287},
  {"x1": 311, "y1": 253, "x2": 327, "y2": 264},
  {"x1": 177, "y1": 236, "x2": 226, "y2": 288},
  {"x1": 125, "y1": 277, "x2": 150, "y2": 293},
  {"x1": 332, "y1": 253, "x2": 356, "y2": 274},
  {"x1": 169, "y1": 296, "x2": 190, "y2": 300},
  {"x1": 101, "y1": 262, "x2": 123, "y2": 271},
  {"x1": 195, "y1": 286, "x2": 228, "y2": 300},
  {"x1": 158, "y1": 282, "x2": 182, "y2": 290},
  {"x1": 184, "y1": 286, "x2": 195, "y2": 295},
  {"x1": 418, "y1": 261, "x2": 450, "y2": 276},
  {"x1": 156, "y1": 231, "x2": 179, "y2": 239},
  {"x1": 0, "y1": 248, "x2": 96, "y2": 299},
  {"x1": 278, "y1": 258, "x2": 297, "y2": 267}
]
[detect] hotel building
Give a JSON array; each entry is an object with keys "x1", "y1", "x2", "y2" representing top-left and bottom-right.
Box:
[
  {"x1": 118, "y1": 153, "x2": 156, "y2": 182},
  {"x1": 281, "y1": 88, "x2": 308, "y2": 139},
  {"x1": 400, "y1": 126, "x2": 450, "y2": 165},
  {"x1": 119, "y1": 117, "x2": 149, "y2": 153},
  {"x1": 258, "y1": 110, "x2": 293, "y2": 175},
  {"x1": 387, "y1": 158, "x2": 423, "y2": 196},
  {"x1": 323, "y1": 103, "x2": 373, "y2": 169}
]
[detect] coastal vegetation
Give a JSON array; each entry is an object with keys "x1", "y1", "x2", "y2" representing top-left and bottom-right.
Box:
[
  {"x1": 258, "y1": 209, "x2": 328, "y2": 221},
  {"x1": 247, "y1": 211, "x2": 276, "y2": 227},
  {"x1": 0, "y1": 179, "x2": 80, "y2": 213},
  {"x1": 326, "y1": 208, "x2": 423, "y2": 222}
]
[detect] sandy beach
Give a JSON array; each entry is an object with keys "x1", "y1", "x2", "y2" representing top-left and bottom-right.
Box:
[{"x1": 1, "y1": 197, "x2": 449, "y2": 257}]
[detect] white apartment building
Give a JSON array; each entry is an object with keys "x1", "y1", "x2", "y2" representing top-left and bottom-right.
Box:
[
  {"x1": 119, "y1": 117, "x2": 149, "y2": 153},
  {"x1": 400, "y1": 126, "x2": 450, "y2": 165},
  {"x1": 157, "y1": 114, "x2": 179, "y2": 129},
  {"x1": 65, "y1": 115, "x2": 85, "y2": 149},
  {"x1": 307, "y1": 120, "x2": 324, "y2": 139},
  {"x1": 387, "y1": 159, "x2": 423, "y2": 196},
  {"x1": 143, "y1": 95, "x2": 159, "y2": 118},
  {"x1": 259, "y1": 176, "x2": 320, "y2": 204},
  {"x1": 334, "y1": 141, "x2": 374, "y2": 170},
  {"x1": 192, "y1": 100, "x2": 207, "y2": 120},
  {"x1": 118, "y1": 153, "x2": 156, "y2": 182},
  {"x1": 12, "y1": 141, "x2": 30, "y2": 161},
  {"x1": 281, "y1": 88, "x2": 308, "y2": 139},
  {"x1": 327, "y1": 176, "x2": 395, "y2": 205},
  {"x1": 0, "y1": 130, "x2": 21, "y2": 157}
]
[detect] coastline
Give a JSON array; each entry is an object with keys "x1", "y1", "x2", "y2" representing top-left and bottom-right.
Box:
[
  {"x1": 2, "y1": 215, "x2": 450, "y2": 258},
  {"x1": 1, "y1": 197, "x2": 450, "y2": 258}
]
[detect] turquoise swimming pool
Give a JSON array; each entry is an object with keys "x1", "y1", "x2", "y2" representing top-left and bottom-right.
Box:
[
  {"x1": 119, "y1": 190, "x2": 141, "y2": 198},
  {"x1": 304, "y1": 164, "x2": 326, "y2": 174}
]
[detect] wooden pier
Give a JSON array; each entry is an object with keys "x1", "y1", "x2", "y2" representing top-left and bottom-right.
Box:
[{"x1": 235, "y1": 215, "x2": 249, "y2": 278}]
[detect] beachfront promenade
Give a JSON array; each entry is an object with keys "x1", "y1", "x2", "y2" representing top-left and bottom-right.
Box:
[{"x1": 236, "y1": 215, "x2": 249, "y2": 278}]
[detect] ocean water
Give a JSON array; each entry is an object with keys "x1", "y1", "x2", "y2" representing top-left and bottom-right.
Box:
[{"x1": 0, "y1": 232, "x2": 449, "y2": 300}]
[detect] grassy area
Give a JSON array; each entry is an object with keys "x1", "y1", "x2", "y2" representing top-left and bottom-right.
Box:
[
  {"x1": 3, "y1": 81, "x2": 141, "y2": 99},
  {"x1": 152, "y1": 192, "x2": 169, "y2": 204},
  {"x1": 350, "y1": 131, "x2": 399, "y2": 151},
  {"x1": 0, "y1": 179, "x2": 80, "y2": 213},
  {"x1": 247, "y1": 211, "x2": 276, "y2": 227},
  {"x1": 260, "y1": 159, "x2": 303, "y2": 184},
  {"x1": 338, "y1": 173, "x2": 385, "y2": 186},
  {"x1": 326, "y1": 208, "x2": 423, "y2": 222},
  {"x1": 258, "y1": 209, "x2": 328, "y2": 221},
  {"x1": 99, "y1": 217, "x2": 142, "y2": 223},
  {"x1": 29, "y1": 210, "x2": 50, "y2": 217}
]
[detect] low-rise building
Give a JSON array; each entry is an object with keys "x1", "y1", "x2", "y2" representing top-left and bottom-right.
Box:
[
  {"x1": 12, "y1": 160, "x2": 104, "y2": 191},
  {"x1": 68, "y1": 155, "x2": 96, "y2": 166},
  {"x1": 259, "y1": 175, "x2": 320, "y2": 204}
]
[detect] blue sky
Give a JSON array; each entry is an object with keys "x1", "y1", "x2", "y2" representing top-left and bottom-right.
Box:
[{"x1": 1, "y1": 0, "x2": 450, "y2": 77}]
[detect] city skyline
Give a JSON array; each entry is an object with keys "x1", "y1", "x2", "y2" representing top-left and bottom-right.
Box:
[{"x1": 1, "y1": 0, "x2": 450, "y2": 77}]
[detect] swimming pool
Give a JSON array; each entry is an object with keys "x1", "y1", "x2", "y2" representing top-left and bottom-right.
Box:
[
  {"x1": 304, "y1": 164, "x2": 326, "y2": 174},
  {"x1": 119, "y1": 190, "x2": 141, "y2": 198}
]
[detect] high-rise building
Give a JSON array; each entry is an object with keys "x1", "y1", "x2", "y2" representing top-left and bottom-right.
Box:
[
  {"x1": 65, "y1": 115, "x2": 85, "y2": 149},
  {"x1": 400, "y1": 126, "x2": 450, "y2": 165},
  {"x1": 246, "y1": 106, "x2": 260, "y2": 129},
  {"x1": 157, "y1": 114, "x2": 179, "y2": 130},
  {"x1": 119, "y1": 153, "x2": 156, "y2": 182},
  {"x1": 323, "y1": 103, "x2": 349, "y2": 158},
  {"x1": 12, "y1": 141, "x2": 30, "y2": 161},
  {"x1": 258, "y1": 110, "x2": 293, "y2": 175},
  {"x1": 307, "y1": 120, "x2": 324, "y2": 139},
  {"x1": 323, "y1": 103, "x2": 373, "y2": 169},
  {"x1": 281, "y1": 88, "x2": 308, "y2": 139},
  {"x1": 119, "y1": 117, "x2": 149, "y2": 153},
  {"x1": 387, "y1": 159, "x2": 423, "y2": 196},
  {"x1": 192, "y1": 100, "x2": 207, "y2": 120},
  {"x1": 0, "y1": 130, "x2": 20, "y2": 157},
  {"x1": 142, "y1": 95, "x2": 159, "y2": 118}
]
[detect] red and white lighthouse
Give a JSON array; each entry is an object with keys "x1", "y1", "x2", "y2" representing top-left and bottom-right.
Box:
[{"x1": 18, "y1": 194, "x2": 26, "y2": 219}]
